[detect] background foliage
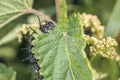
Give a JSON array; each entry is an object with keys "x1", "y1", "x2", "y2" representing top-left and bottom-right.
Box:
[{"x1": 0, "y1": 0, "x2": 120, "y2": 80}]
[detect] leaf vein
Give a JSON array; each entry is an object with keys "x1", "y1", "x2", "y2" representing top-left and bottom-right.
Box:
[
  {"x1": 0, "y1": 1, "x2": 17, "y2": 10},
  {"x1": 64, "y1": 35, "x2": 76, "y2": 80}
]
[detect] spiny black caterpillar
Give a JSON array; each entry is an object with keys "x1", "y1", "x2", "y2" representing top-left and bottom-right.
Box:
[
  {"x1": 22, "y1": 35, "x2": 43, "y2": 80},
  {"x1": 21, "y1": 16, "x2": 55, "y2": 80}
]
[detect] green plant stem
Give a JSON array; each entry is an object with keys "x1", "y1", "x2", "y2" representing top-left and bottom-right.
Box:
[{"x1": 55, "y1": 0, "x2": 62, "y2": 21}]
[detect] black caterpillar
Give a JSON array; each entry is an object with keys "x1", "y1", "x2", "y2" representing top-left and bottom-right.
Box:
[
  {"x1": 22, "y1": 35, "x2": 43, "y2": 80},
  {"x1": 22, "y1": 16, "x2": 55, "y2": 80}
]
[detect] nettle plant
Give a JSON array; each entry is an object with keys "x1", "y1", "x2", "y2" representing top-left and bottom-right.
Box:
[
  {"x1": 17, "y1": 1, "x2": 120, "y2": 80},
  {"x1": 0, "y1": 0, "x2": 120, "y2": 80}
]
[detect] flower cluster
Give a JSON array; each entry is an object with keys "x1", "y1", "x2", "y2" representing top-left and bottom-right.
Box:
[
  {"x1": 80, "y1": 13, "x2": 104, "y2": 39},
  {"x1": 17, "y1": 24, "x2": 39, "y2": 43},
  {"x1": 84, "y1": 35, "x2": 118, "y2": 60}
]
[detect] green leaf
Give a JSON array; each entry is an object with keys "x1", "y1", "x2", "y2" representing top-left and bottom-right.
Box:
[
  {"x1": 108, "y1": 61, "x2": 119, "y2": 80},
  {"x1": 0, "y1": 63, "x2": 16, "y2": 80},
  {"x1": 0, "y1": 46, "x2": 16, "y2": 59},
  {"x1": 0, "y1": 26, "x2": 20, "y2": 45},
  {"x1": 60, "y1": 0, "x2": 67, "y2": 19},
  {"x1": 56, "y1": 0, "x2": 67, "y2": 22},
  {"x1": 104, "y1": 0, "x2": 120, "y2": 38},
  {"x1": 0, "y1": 0, "x2": 33, "y2": 45},
  {"x1": 0, "y1": 0, "x2": 33, "y2": 29},
  {"x1": 32, "y1": 13, "x2": 93, "y2": 80}
]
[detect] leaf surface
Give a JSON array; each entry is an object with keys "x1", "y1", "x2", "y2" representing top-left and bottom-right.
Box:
[
  {"x1": 0, "y1": 63, "x2": 16, "y2": 80},
  {"x1": 0, "y1": 0, "x2": 33, "y2": 29},
  {"x1": 32, "y1": 13, "x2": 93, "y2": 80},
  {"x1": 0, "y1": 0, "x2": 33, "y2": 45}
]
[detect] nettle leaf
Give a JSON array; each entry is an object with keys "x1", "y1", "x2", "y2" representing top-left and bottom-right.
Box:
[
  {"x1": 0, "y1": 26, "x2": 20, "y2": 45},
  {"x1": 0, "y1": 0, "x2": 33, "y2": 29},
  {"x1": 0, "y1": 63, "x2": 16, "y2": 80},
  {"x1": 0, "y1": 0, "x2": 33, "y2": 45},
  {"x1": 32, "y1": 13, "x2": 93, "y2": 80}
]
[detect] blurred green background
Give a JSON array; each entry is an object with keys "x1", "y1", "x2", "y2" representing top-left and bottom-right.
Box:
[{"x1": 0, "y1": 0, "x2": 120, "y2": 80}]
